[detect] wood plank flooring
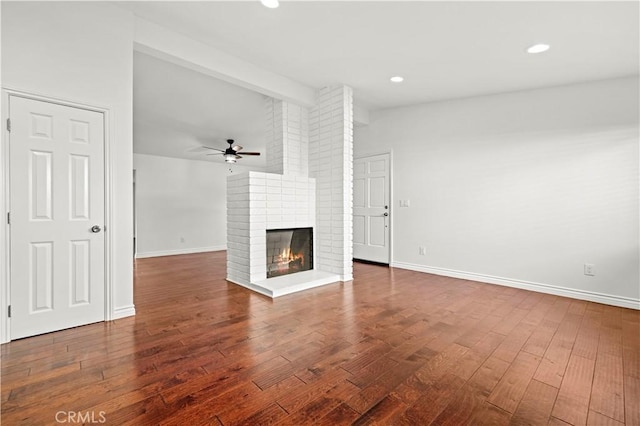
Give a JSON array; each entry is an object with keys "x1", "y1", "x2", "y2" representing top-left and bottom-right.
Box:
[{"x1": 1, "y1": 251, "x2": 639, "y2": 425}]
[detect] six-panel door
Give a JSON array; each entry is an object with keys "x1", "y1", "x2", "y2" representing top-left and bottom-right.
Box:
[{"x1": 9, "y1": 96, "x2": 105, "y2": 339}]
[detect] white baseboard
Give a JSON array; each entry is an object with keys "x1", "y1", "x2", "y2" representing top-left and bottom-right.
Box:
[
  {"x1": 391, "y1": 261, "x2": 640, "y2": 310},
  {"x1": 135, "y1": 245, "x2": 226, "y2": 259},
  {"x1": 112, "y1": 305, "x2": 136, "y2": 320}
]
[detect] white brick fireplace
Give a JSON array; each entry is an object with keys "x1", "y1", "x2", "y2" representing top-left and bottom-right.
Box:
[{"x1": 226, "y1": 86, "x2": 353, "y2": 297}]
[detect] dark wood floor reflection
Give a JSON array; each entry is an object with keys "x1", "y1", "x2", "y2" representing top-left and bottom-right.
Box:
[{"x1": 2, "y1": 251, "x2": 639, "y2": 425}]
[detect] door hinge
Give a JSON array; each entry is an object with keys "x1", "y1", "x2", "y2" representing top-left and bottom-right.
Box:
[
  {"x1": 8, "y1": 305, "x2": 11, "y2": 318},
  {"x1": 6, "y1": 118, "x2": 10, "y2": 132},
  {"x1": 6, "y1": 212, "x2": 9, "y2": 225}
]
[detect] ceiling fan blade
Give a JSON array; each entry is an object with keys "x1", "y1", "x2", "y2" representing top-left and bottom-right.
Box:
[
  {"x1": 236, "y1": 154, "x2": 243, "y2": 159},
  {"x1": 206, "y1": 153, "x2": 224, "y2": 155},
  {"x1": 202, "y1": 146, "x2": 224, "y2": 152},
  {"x1": 232, "y1": 145, "x2": 243, "y2": 152},
  {"x1": 239, "y1": 152, "x2": 260, "y2": 156}
]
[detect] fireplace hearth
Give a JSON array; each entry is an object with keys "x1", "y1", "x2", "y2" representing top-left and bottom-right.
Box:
[{"x1": 266, "y1": 228, "x2": 313, "y2": 278}]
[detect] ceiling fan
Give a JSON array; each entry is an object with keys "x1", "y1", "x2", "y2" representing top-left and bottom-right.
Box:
[{"x1": 202, "y1": 139, "x2": 261, "y2": 163}]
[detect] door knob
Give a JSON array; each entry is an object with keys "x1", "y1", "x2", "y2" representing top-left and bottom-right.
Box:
[
  {"x1": 383, "y1": 212, "x2": 389, "y2": 217},
  {"x1": 91, "y1": 225, "x2": 102, "y2": 233}
]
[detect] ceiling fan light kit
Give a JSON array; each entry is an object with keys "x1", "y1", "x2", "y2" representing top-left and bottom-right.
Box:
[{"x1": 203, "y1": 139, "x2": 261, "y2": 163}]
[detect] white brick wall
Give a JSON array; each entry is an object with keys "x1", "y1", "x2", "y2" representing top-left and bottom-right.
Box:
[
  {"x1": 228, "y1": 88, "x2": 353, "y2": 290},
  {"x1": 226, "y1": 173, "x2": 251, "y2": 284},
  {"x1": 265, "y1": 98, "x2": 284, "y2": 175},
  {"x1": 265, "y1": 98, "x2": 309, "y2": 177},
  {"x1": 309, "y1": 86, "x2": 354, "y2": 280},
  {"x1": 227, "y1": 171, "x2": 316, "y2": 285}
]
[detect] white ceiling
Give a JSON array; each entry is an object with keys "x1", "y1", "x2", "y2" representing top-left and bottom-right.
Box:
[
  {"x1": 133, "y1": 52, "x2": 267, "y2": 165},
  {"x1": 129, "y1": 1, "x2": 639, "y2": 163}
]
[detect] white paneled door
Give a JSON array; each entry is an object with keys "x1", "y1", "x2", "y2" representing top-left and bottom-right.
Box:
[
  {"x1": 9, "y1": 96, "x2": 105, "y2": 339},
  {"x1": 353, "y1": 153, "x2": 390, "y2": 264}
]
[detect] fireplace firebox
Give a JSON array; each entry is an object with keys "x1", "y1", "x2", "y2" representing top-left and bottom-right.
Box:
[{"x1": 266, "y1": 227, "x2": 313, "y2": 278}]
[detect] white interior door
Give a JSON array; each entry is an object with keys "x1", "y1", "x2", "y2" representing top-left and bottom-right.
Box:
[
  {"x1": 353, "y1": 153, "x2": 390, "y2": 264},
  {"x1": 9, "y1": 95, "x2": 105, "y2": 339}
]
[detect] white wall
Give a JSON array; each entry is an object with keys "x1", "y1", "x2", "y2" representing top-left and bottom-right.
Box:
[
  {"x1": 1, "y1": 2, "x2": 136, "y2": 336},
  {"x1": 355, "y1": 77, "x2": 639, "y2": 308},
  {"x1": 134, "y1": 154, "x2": 243, "y2": 257}
]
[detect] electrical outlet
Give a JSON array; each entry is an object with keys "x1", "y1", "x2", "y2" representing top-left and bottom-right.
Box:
[
  {"x1": 419, "y1": 247, "x2": 426, "y2": 255},
  {"x1": 584, "y1": 263, "x2": 595, "y2": 276}
]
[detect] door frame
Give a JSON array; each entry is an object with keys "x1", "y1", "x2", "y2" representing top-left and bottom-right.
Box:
[
  {"x1": 1, "y1": 88, "x2": 114, "y2": 343},
  {"x1": 353, "y1": 150, "x2": 394, "y2": 265}
]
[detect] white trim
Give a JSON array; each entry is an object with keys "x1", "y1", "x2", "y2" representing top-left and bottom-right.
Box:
[
  {"x1": 1, "y1": 92, "x2": 9, "y2": 343},
  {"x1": 135, "y1": 245, "x2": 226, "y2": 259},
  {"x1": 1, "y1": 88, "x2": 115, "y2": 342},
  {"x1": 0, "y1": 4, "x2": 5, "y2": 344},
  {"x1": 3, "y1": 88, "x2": 111, "y2": 114},
  {"x1": 391, "y1": 261, "x2": 640, "y2": 310},
  {"x1": 388, "y1": 150, "x2": 394, "y2": 267},
  {"x1": 112, "y1": 305, "x2": 136, "y2": 320},
  {"x1": 103, "y1": 108, "x2": 114, "y2": 321}
]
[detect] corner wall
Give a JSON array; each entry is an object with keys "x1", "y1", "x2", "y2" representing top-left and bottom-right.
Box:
[{"x1": 355, "y1": 77, "x2": 639, "y2": 308}]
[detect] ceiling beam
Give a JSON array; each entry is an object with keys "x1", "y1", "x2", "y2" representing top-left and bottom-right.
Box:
[
  {"x1": 133, "y1": 17, "x2": 369, "y2": 125},
  {"x1": 134, "y1": 17, "x2": 316, "y2": 107}
]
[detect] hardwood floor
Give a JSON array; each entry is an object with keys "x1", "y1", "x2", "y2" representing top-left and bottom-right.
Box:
[{"x1": 1, "y1": 251, "x2": 639, "y2": 425}]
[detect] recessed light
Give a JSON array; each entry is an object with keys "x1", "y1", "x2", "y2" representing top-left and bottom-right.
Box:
[
  {"x1": 390, "y1": 76, "x2": 404, "y2": 83},
  {"x1": 261, "y1": 0, "x2": 279, "y2": 8},
  {"x1": 527, "y1": 44, "x2": 550, "y2": 54}
]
